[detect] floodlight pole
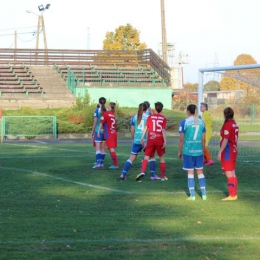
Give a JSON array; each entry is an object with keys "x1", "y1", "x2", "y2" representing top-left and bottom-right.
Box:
[{"x1": 161, "y1": 0, "x2": 168, "y2": 64}]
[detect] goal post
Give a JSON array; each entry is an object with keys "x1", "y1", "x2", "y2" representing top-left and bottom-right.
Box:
[
  {"x1": 198, "y1": 63, "x2": 260, "y2": 112},
  {"x1": 1, "y1": 116, "x2": 57, "y2": 143}
]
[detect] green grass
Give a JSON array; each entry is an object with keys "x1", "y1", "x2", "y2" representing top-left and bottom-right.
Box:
[{"x1": 0, "y1": 141, "x2": 260, "y2": 259}]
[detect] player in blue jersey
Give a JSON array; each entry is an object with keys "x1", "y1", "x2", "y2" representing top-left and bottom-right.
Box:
[
  {"x1": 119, "y1": 103, "x2": 158, "y2": 180},
  {"x1": 91, "y1": 97, "x2": 107, "y2": 168},
  {"x1": 178, "y1": 104, "x2": 207, "y2": 200}
]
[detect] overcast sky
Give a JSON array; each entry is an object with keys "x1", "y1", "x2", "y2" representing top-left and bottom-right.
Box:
[{"x1": 0, "y1": 0, "x2": 259, "y2": 83}]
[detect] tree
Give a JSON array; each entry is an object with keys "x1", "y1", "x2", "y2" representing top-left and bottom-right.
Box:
[
  {"x1": 183, "y1": 83, "x2": 198, "y2": 92},
  {"x1": 103, "y1": 24, "x2": 147, "y2": 50},
  {"x1": 204, "y1": 80, "x2": 220, "y2": 91},
  {"x1": 220, "y1": 54, "x2": 258, "y2": 93}
]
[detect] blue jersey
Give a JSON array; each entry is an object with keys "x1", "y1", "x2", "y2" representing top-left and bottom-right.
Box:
[
  {"x1": 94, "y1": 108, "x2": 103, "y2": 133},
  {"x1": 179, "y1": 116, "x2": 206, "y2": 156},
  {"x1": 130, "y1": 113, "x2": 149, "y2": 144}
]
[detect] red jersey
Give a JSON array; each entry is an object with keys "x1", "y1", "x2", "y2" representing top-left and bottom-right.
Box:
[
  {"x1": 220, "y1": 119, "x2": 239, "y2": 161},
  {"x1": 100, "y1": 111, "x2": 117, "y2": 141},
  {"x1": 146, "y1": 113, "x2": 167, "y2": 142}
]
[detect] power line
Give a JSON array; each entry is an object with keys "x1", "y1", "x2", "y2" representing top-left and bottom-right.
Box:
[
  {"x1": 0, "y1": 26, "x2": 36, "y2": 32},
  {"x1": 0, "y1": 31, "x2": 36, "y2": 37}
]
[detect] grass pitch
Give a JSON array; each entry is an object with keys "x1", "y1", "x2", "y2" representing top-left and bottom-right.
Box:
[{"x1": 0, "y1": 140, "x2": 260, "y2": 260}]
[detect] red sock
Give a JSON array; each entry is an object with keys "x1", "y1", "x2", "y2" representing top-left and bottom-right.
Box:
[
  {"x1": 141, "y1": 159, "x2": 148, "y2": 173},
  {"x1": 110, "y1": 151, "x2": 118, "y2": 166},
  {"x1": 227, "y1": 177, "x2": 236, "y2": 196},
  {"x1": 160, "y1": 162, "x2": 166, "y2": 178},
  {"x1": 234, "y1": 176, "x2": 238, "y2": 195}
]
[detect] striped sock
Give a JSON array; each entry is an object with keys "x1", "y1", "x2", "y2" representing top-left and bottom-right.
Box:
[
  {"x1": 188, "y1": 174, "x2": 195, "y2": 197},
  {"x1": 198, "y1": 173, "x2": 206, "y2": 196},
  {"x1": 122, "y1": 159, "x2": 132, "y2": 177}
]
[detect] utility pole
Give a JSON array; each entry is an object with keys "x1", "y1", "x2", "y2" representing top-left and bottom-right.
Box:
[{"x1": 161, "y1": 0, "x2": 168, "y2": 64}]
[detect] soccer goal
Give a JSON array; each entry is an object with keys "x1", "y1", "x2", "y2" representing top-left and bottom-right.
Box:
[
  {"x1": 198, "y1": 63, "x2": 260, "y2": 162},
  {"x1": 1, "y1": 116, "x2": 57, "y2": 143}
]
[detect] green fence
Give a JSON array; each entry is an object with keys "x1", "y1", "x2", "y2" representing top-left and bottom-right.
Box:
[
  {"x1": 64, "y1": 66, "x2": 167, "y2": 91},
  {"x1": 1, "y1": 116, "x2": 57, "y2": 143}
]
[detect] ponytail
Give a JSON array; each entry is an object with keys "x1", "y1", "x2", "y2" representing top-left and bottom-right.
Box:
[
  {"x1": 187, "y1": 104, "x2": 198, "y2": 125},
  {"x1": 137, "y1": 103, "x2": 148, "y2": 125}
]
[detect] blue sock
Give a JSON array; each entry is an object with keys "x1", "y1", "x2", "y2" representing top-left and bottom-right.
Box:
[
  {"x1": 121, "y1": 159, "x2": 132, "y2": 177},
  {"x1": 198, "y1": 174, "x2": 206, "y2": 196},
  {"x1": 96, "y1": 152, "x2": 101, "y2": 164},
  {"x1": 149, "y1": 159, "x2": 156, "y2": 177},
  {"x1": 188, "y1": 174, "x2": 195, "y2": 197},
  {"x1": 100, "y1": 153, "x2": 106, "y2": 165}
]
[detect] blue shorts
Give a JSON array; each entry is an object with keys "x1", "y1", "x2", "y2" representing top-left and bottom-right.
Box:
[
  {"x1": 183, "y1": 154, "x2": 203, "y2": 170},
  {"x1": 131, "y1": 143, "x2": 144, "y2": 155},
  {"x1": 94, "y1": 131, "x2": 105, "y2": 142}
]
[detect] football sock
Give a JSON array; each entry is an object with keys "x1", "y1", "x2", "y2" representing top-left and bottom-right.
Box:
[
  {"x1": 234, "y1": 176, "x2": 238, "y2": 194},
  {"x1": 96, "y1": 151, "x2": 101, "y2": 164},
  {"x1": 122, "y1": 159, "x2": 132, "y2": 177},
  {"x1": 110, "y1": 151, "x2": 118, "y2": 166},
  {"x1": 100, "y1": 153, "x2": 106, "y2": 164},
  {"x1": 188, "y1": 174, "x2": 195, "y2": 197},
  {"x1": 141, "y1": 159, "x2": 149, "y2": 173},
  {"x1": 160, "y1": 162, "x2": 166, "y2": 178},
  {"x1": 149, "y1": 159, "x2": 156, "y2": 177},
  {"x1": 228, "y1": 177, "x2": 236, "y2": 196},
  {"x1": 198, "y1": 173, "x2": 206, "y2": 196}
]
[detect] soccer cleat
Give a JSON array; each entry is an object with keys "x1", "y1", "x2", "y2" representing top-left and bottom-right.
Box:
[
  {"x1": 136, "y1": 172, "x2": 145, "y2": 181},
  {"x1": 109, "y1": 165, "x2": 119, "y2": 169},
  {"x1": 99, "y1": 164, "x2": 104, "y2": 168},
  {"x1": 222, "y1": 195, "x2": 238, "y2": 201},
  {"x1": 161, "y1": 176, "x2": 168, "y2": 181},
  {"x1": 120, "y1": 175, "x2": 126, "y2": 180},
  {"x1": 202, "y1": 195, "x2": 207, "y2": 201},
  {"x1": 150, "y1": 175, "x2": 161, "y2": 180},
  {"x1": 205, "y1": 160, "x2": 214, "y2": 166},
  {"x1": 92, "y1": 164, "x2": 101, "y2": 168},
  {"x1": 187, "y1": 196, "x2": 196, "y2": 201}
]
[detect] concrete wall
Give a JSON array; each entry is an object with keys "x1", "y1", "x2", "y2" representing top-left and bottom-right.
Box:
[{"x1": 75, "y1": 87, "x2": 173, "y2": 109}]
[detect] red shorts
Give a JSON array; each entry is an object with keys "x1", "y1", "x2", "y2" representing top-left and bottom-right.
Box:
[
  {"x1": 106, "y1": 138, "x2": 117, "y2": 149},
  {"x1": 144, "y1": 144, "x2": 165, "y2": 157},
  {"x1": 221, "y1": 157, "x2": 237, "y2": 171}
]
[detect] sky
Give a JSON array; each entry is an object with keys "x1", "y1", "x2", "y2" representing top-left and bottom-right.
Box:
[{"x1": 0, "y1": 0, "x2": 259, "y2": 83}]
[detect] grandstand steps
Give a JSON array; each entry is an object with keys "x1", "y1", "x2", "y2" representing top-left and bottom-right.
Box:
[{"x1": 0, "y1": 66, "x2": 76, "y2": 109}]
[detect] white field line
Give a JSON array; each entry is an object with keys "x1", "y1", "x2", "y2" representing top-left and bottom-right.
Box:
[
  {"x1": 0, "y1": 166, "x2": 259, "y2": 195},
  {"x1": 0, "y1": 167, "x2": 132, "y2": 194},
  {"x1": 2, "y1": 143, "x2": 259, "y2": 162},
  {"x1": 1, "y1": 236, "x2": 260, "y2": 245}
]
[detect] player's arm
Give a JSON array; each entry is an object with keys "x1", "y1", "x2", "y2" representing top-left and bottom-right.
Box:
[
  {"x1": 140, "y1": 125, "x2": 148, "y2": 145},
  {"x1": 91, "y1": 118, "x2": 98, "y2": 137},
  {"x1": 130, "y1": 125, "x2": 135, "y2": 140},
  {"x1": 178, "y1": 133, "x2": 184, "y2": 159},
  {"x1": 217, "y1": 138, "x2": 228, "y2": 161},
  {"x1": 97, "y1": 122, "x2": 104, "y2": 138},
  {"x1": 162, "y1": 128, "x2": 166, "y2": 149}
]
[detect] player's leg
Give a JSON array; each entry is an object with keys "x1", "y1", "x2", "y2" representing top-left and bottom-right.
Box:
[
  {"x1": 136, "y1": 152, "x2": 151, "y2": 181},
  {"x1": 93, "y1": 132, "x2": 102, "y2": 168},
  {"x1": 222, "y1": 159, "x2": 238, "y2": 200},
  {"x1": 183, "y1": 154, "x2": 196, "y2": 200},
  {"x1": 204, "y1": 135, "x2": 214, "y2": 165},
  {"x1": 100, "y1": 140, "x2": 106, "y2": 167},
  {"x1": 120, "y1": 144, "x2": 142, "y2": 179},
  {"x1": 195, "y1": 155, "x2": 207, "y2": 200},
  {"x1": 156, "y1": 145, "x2": 166, "y2": 180},
  {"x1": 149, "y1": 157, "x2": 161, "y2": 180}
]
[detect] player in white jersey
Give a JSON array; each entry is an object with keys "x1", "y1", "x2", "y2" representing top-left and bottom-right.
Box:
[
  {"x1": 120, "y1": 103, "x2": 158, "y2": 180},
  {"x1": 178, "y1": 104, "x2": 207, "y2": 201}
]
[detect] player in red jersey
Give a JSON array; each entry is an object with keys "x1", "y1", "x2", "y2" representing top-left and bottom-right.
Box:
[
  {"x1": 136, "y1": 102, "x2": 167, "y2": 181},
  {"x1": 217, "y1": 107, "x2": 239, "y2": 201},
  {"x1": 98, "y1": 102, "x2": 118, "y2": 169}
]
